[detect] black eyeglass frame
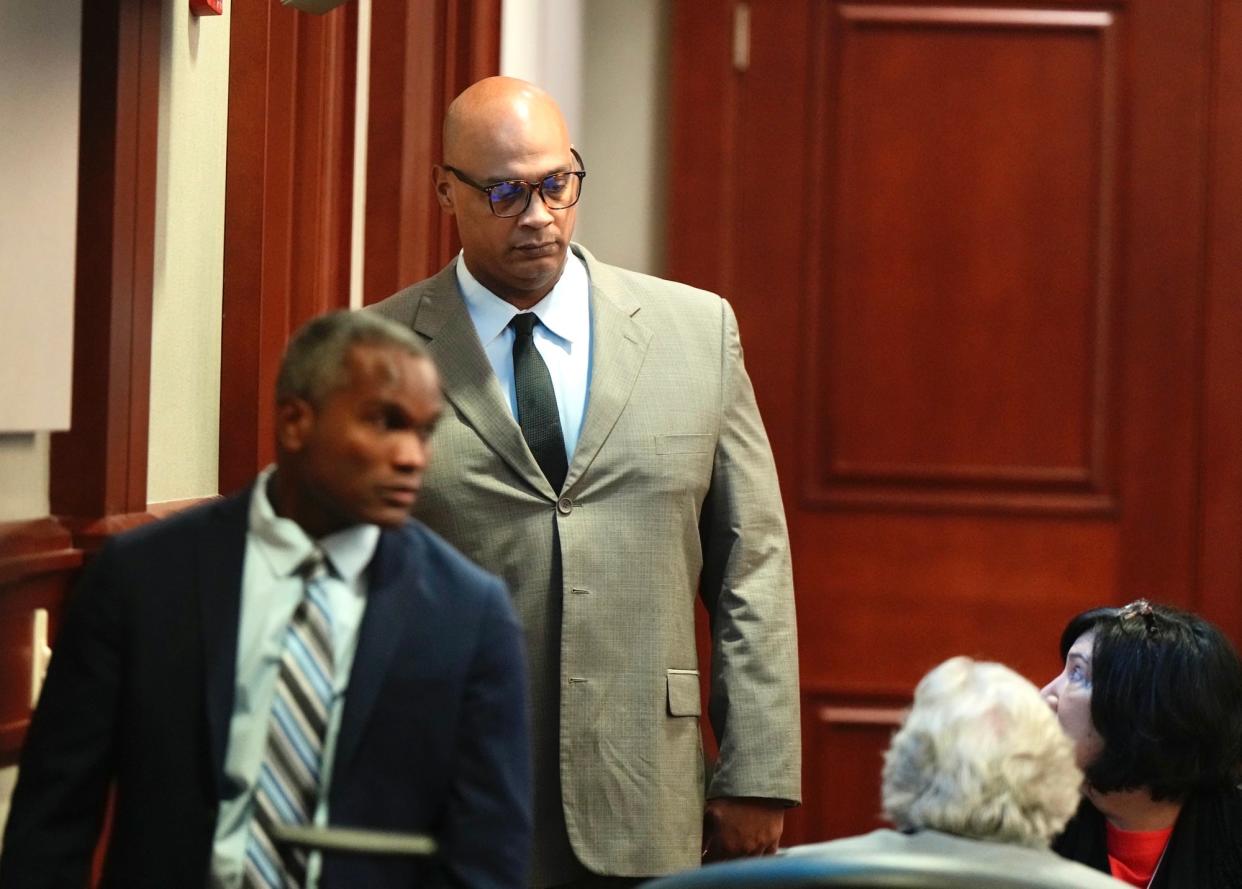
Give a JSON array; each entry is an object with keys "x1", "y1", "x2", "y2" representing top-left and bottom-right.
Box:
[{"x1": 443, "y1": 148, "x2": 587, "y2": 218}]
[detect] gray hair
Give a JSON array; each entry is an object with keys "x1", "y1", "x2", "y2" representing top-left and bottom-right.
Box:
[
  {"x1": 276, "y1": 310, "x2": 427, "y2": 406},
  {"x1": 881, "y1": 656, "x2": 1083, "y2": 848}
]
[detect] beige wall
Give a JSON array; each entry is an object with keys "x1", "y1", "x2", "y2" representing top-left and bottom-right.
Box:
[
  {"x1": 0, "y1": 764, "x2": 15, "y2": 853},
  {"x1": 0, "y1": 0, "x2": 81, "y2": 521},
  {"x1": 577, "y1": 0, "x2": 669, "y2": 276},
  {"x1": 500, "y1": 0, "x2": 669, "y2": 277},
  {"x1": 146, "y1": 0, "x2": 232, "y2": 504},
  {"x1": 0, "y1": 0, "x2": 81, "y2": 433},
  {"x1": 0, "y1": 434, "x2": 49, "y2": 522}
]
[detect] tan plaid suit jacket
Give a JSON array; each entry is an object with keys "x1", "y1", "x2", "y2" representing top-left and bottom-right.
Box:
[{"x1": 370, "y1": 245, "x2": 801, "y2": 884}]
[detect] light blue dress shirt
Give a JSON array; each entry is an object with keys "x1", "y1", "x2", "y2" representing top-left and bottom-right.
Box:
[
  {"x1": 210, "y1": 466, "x2": 379, "y2": 889},
  {"x1": 455, "y1": 251, "x2": 592, "y2": 460}
]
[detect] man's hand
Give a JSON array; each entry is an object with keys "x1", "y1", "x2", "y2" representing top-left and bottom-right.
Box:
[{"x1": 701, "y1": 797, "x2": 785, "y2": 861}]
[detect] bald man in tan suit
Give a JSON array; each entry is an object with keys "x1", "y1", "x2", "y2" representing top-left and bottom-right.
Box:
[{"x1": 370, "y1": 77, "x2": 801, "y2": 887}]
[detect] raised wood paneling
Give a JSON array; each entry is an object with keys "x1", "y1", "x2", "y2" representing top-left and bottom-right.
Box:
[
  {"x1": 219, "y1": 0, "x2": 358, "y2": 494},
  {"x1": 361, "y1": 0, "x2": 500, "y2": 303},
  {"x1": 803, "y1": 7, "x2": 1120, "y2": 515},
  {"x1": 798, "y1": 694, "x2": 907, "y2": 845},
  {"x1": 671, "y1": 0, "x2": 1229, "y2": 843}
]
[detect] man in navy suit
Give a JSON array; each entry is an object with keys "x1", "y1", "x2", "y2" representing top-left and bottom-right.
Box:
[{"x1": 0, "y1": 312, "x2": 532, "y2": 889}]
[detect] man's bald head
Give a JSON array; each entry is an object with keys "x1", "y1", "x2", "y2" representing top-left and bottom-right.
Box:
[
  {"x1": 433, "y1": 77, "x2": 581, "y2": 310},
  {"x1": 442, "y1": 77, "x2": 571, "y2": 172}
]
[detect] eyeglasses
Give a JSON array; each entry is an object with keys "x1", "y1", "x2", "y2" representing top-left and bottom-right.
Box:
[{"x1": 444, "y1": 148, "x2": 586, "y2": 218}]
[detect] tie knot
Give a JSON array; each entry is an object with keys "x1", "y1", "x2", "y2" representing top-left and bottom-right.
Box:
[
  {"x1": 297, "y1": 548, "x2": 330, "y2": 582},
  {"x1": 510, "y1": 312, "x2": 539, "y2": 339}
]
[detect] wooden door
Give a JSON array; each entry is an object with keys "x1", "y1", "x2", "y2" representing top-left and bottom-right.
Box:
[{"x1": 669, "y1": 0, "x2": 1241, "y2": 844}]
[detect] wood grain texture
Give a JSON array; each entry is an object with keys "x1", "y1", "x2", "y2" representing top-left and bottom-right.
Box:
[
  {"x1": 49, "y1": 0, "x2": 162, "y2": 524},
  {"x1": 802, "y1": 7, "x2": 1120, "y2": 515},
  {"x1": 669, "y1": 0, "x2": 1232, "y2": 842},
  {"x1": 219, "y1": 0, "x2": 358, "y2": 493},
  {"x1": 1197, "y1": 2, "x2": 1242, "y2": 641},
  {"x1": 361, "y1": 0, "x2": 501, "y2": 304}
]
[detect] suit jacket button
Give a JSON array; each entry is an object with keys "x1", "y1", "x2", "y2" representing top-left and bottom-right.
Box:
[{"x1": 557, "y1": 497, "x2": 573, "y2": 515}]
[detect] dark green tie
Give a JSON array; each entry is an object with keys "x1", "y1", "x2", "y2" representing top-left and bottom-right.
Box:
[{"x1": 510, "y1": 313, "x2": 568, "y2": 493}]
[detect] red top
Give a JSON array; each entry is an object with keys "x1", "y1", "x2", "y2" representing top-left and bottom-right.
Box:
[{"x1": 1105, "y1": 821, "x2": 1174, "y2": 887}]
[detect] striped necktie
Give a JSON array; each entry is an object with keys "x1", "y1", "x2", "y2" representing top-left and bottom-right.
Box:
[{"x1": 243, "y1": 550, "x2": 334, "y2": 889}]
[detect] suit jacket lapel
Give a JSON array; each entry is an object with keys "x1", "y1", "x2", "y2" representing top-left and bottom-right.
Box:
[
  {"x1": 565, "y1": 247, "x2": 652, "y2": 490},
  {"x1": 332, "y1": 527, "x2": 418, "y2": 772},
  {"x1": 414, "y1": 262, "x2": 553, "y2": 496},
  {"x1": 199, "y1": 490, "x2": 251, "y2": 801}
]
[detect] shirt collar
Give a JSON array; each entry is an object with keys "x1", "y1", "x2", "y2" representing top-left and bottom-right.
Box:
[
  {"x1": 455, "y1": 250, "x2": 591, "y2": 348},
  {"x1": 249, "y1": 465, "x2": 380, "y2": 584}
]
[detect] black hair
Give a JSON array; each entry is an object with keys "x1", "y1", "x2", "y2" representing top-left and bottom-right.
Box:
[
  {"x1": 1058, "y1": 601, "x2": 1242, "y2": 801},
  {"x1": 276, "y1": 310, "x2": 427, "y2": 407}
]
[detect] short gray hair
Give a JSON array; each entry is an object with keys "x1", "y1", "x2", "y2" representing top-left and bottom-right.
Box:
[
  {"x1": 881, "y1": 656, "x2": 1082, "y2": 848},
  {"x1": 276, "y1": 310, "x2": 427, "y2": 405}
]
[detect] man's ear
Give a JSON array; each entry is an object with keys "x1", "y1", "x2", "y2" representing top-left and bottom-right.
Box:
[
  {"x1": 276, "y1": 397, "x2": 315, "y2": 453},
  {"x1": 431, "y1": 165, "x2": 456, "y2": 213}
]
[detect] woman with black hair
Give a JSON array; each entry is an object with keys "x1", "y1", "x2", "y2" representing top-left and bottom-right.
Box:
[{"x1": 1041, "y1": 599, "x2": 1242, "y2": 889}]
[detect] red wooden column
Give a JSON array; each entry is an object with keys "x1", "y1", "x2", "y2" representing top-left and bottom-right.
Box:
[
  {"x1": 50, "y1": 0, "x2": 163, "y2": 544},
  {"x1": 219, "y1": 0, "x2": 359, "y2": 494},
  {"x1": 362, "y1": 0, "x2": 501, "y2": 304}
]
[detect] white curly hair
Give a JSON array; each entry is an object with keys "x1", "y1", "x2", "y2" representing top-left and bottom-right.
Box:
[{"x1": 881, "y1": 656, "x2": 1083, "y2": 848}]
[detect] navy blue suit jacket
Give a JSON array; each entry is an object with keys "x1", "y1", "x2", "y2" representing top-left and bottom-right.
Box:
[{"x1": 0, "y1": 489, "x2": 532, "y2": 889}]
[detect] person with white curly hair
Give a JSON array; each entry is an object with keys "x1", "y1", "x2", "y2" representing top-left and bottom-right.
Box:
[{"x1": 784, "y1": 656, "x2": 1127, "y2": 887}]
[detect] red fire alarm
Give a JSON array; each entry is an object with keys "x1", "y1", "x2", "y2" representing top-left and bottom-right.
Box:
[{"x1": 191, "y1": 0, "x2": 223, "y2": 15}]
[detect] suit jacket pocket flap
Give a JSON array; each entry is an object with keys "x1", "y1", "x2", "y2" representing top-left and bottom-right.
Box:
[
  {"x1": 666, "y1": 669, "x2": 701, "y2": 717},
  {"x1": 655, "y1": 433, "x2": 714, "y2": 455}
]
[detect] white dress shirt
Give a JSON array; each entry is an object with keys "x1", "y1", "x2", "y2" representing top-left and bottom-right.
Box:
[
  {"x1": 210, "y1": 466, "x2": 379, "y2": 889},
  {"x1": 456, "y1": 251, "x2": 592, "y2": 460}
]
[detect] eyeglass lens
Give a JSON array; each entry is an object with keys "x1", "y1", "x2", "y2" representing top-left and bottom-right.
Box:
[{"x1": 489, "y1": 172, "x2": 582, "y2": 218}]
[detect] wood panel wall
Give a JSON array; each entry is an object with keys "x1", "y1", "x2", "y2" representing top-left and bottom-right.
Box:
[
  {"x1": 361, "y1": 0, "x2": 501, "y2": 304},
  {"x1": 670, "y1": 0, "x2": 1242, "y2": 843},
  {"x1": 218, "y1": 0, "x2": 359, "y2": 495}
]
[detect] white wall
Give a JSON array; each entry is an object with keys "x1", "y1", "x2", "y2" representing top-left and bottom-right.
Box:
[
  {"x1": 0, "y1": 0, "x2": 81, "y2": 433},
  {"x1": 146, "y1": 0, "x2": 232, "y2": 504},
  {"x1": 0, "y1": 434, "x2": 49, "y2": 522},
  {"x1": 500, "y1": 0, "x2": 669, "y2": 276},
  {"x1": 0, "y1": 0, "x2": 81, "y2": 520},
  {"x1": 577, "y1": 0, "x2": 668, "y2": 275},
  {"x1": 500, "y1": 0, "x2": 584, "y2": 145}
]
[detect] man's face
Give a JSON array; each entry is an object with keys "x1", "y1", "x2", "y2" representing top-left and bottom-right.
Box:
[
  {"x1": 434, "y1": 108, "x2": 578, "y2": 308},
  {"x1": 279, "y1": 345, "x2": 442, "y2": 536},
  {"x1": 1040, "y1": 629, "x2": 1105, "y2": 771}
]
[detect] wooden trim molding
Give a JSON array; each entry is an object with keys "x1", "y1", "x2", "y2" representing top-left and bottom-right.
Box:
[
  {"x1": 361, "y1": 0, "x2": 501, "y2": 304},
  {"x1": 0, "y1": 520, "x2": 83, "y2": 588},
  {"x1": 49, "y1": 0, "x2": 162, "y2": 534},
  {"x1": 219, "y1": 0, "x2": 359, "y2": 494},
  {"x1": 0, "y1": 519, "x2": 82, "y2": 762}
]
